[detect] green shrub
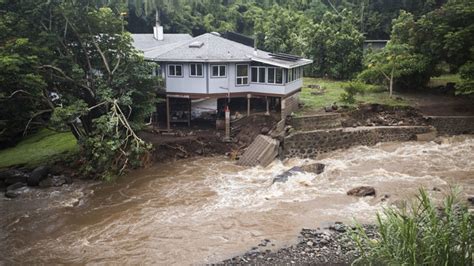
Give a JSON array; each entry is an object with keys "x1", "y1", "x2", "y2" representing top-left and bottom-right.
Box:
[
  {"x1": 350, "y1": 188, "x2": 474, "y2": 265},
  {"x1": 339, "y1": 82, "x2": 367, "y2": 104}
]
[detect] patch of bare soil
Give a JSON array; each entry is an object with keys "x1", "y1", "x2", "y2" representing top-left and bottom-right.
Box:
[
  {"x1": 340, "y1": 104, "x2": 427, "y2": 128},
  {"x1": 401, "y1": 91, "x2": 474, "y2": 116},
  {"x1": 139, "y1": 114, "x2": 278, "y2": 163}
]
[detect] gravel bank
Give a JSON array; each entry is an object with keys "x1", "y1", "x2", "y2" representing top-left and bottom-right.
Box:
[{"x1": 222, "y1": 223, "x2": 377, "y2": 265}]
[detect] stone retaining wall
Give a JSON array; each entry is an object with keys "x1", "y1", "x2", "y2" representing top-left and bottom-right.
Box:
[
  {"x1": 283, "y1": 126, "x2": 433, "y2": 158},
  {"x1": 282, "y1": 93, "x2": 300, "y2": 118},
  {"x1": 425, "y1": 116, "x2": 474, "y2": 135},
  {"x1": 289, "y1": 113, "x2": 342, "y2": 131}
]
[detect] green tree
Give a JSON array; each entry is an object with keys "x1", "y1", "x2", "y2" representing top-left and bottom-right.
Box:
[
  {"x1": 305, "y1": 10, "x2": 365, "y2": 80},
  {"x1": 254, "y1": 5, "x2": 308, "y2": 54},
  {"x1": 0, "y1": 0, "x2": 159, "y2": 179},
  {"x1": 359, "y1": 43, "x2": 429, "y2": 97}
]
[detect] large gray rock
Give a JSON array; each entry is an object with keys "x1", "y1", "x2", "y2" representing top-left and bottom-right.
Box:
[
  {"x1": 4, "y1": 182, "x2": 26, "y2": 198},
  {"x1": 347, "y1": 186, "x2": 376, "y2": 197},
  {"x1": 272, "y1": 166, "x2": 303, "y2": 184},
  {"x1": 27, "y1": 166, "x2": 50, "y2": 186},
  {"x1": 39, "y1": 175, "x2": 68, "y2": 188},
  {"x1": 2, "y1": 170, "x2": 29, "y2": 185},
  {"x1": 272, "y1": 163, "x2": 326, "y2": 184},
  {"x1": 7, "y1": 182, "x2": 26, "y2": 191},
  {"x1": 5, "y1": 190, "x2": 19, "y2": 198},
  {"x1": 468, "y1": 196, "x2": 474, "y2": 205},
  {"x1": 300, "y1": 163, "x2": 325, "y2": 175}
]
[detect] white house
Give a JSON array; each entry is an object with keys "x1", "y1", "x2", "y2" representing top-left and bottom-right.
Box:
[{"x1": 132, "y1": 22, "x2": 313, "y2": 129}]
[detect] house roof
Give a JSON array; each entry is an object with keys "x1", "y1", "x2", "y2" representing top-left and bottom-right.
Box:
[
  {"x1": 132, "y1": 32, "x2": 313, "y2": 69},
  {"x1": 132, "y1": 33, "x2": 193, "y2": 52}
]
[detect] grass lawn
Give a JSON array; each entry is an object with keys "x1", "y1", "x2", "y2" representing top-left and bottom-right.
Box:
[
  {"x1": 0, "y1": 129, "x2": 78, "y2": 169},
  {"x1": 428, "y1": 74, "x2": 460, "y2": 87},
  {"x1": 299, "y1": 77, "x2": 408, "y2": 114}
]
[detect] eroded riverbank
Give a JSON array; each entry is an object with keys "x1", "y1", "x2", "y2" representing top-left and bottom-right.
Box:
[{"x1": 1, "y1": 135, "x2": 473, "y2": 264}]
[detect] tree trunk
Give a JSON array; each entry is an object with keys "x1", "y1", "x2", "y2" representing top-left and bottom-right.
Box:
[{"x1": 389, "y1": 67, "x2": 395, "y2": 98}]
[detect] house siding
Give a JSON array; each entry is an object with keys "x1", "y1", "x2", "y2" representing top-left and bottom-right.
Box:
[{"x1": 164, "y1": 62, "x2": 302, "y2": 96}]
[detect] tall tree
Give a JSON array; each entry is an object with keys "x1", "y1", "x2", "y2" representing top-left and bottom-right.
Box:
[
  {"x1": 305, "y1": 9, "x2": 365, "y2": 79},
  {"x1": 0, "y1": 0, "x2": 159, "y2": 179}
]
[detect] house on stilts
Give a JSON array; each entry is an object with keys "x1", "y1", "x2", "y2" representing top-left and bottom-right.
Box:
[{"x1": 132, "y1": 22, "x2": 313, "y2": 130}]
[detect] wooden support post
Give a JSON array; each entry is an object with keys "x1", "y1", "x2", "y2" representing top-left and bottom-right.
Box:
[
  {"x1": 224, "y1": 105, "x2": 231, "y2": 141},
  {"x1": 280, "y1": 97, "x2": 285, "y2": 120},
  {"x1": 166, "y1": 96, "x2": 170, "y2": 130},
  {"x1": 265, "y1": 96, "x2": 270, "y2": 116},
  {"x1": 188, "y1": 98, "x2": 191, "y2": 127},
  {"x1": 247, "y1": 93, "x2": 251, "y2": 117}
]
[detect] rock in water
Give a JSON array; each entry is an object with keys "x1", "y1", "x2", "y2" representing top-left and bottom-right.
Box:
[
  {"x1": 5, "y1": 190, "x2": 19, "y2": 198},
  {"x1": 1, "y1": 170, "x2": 29, "y2": 185},
  {"x1": 468, "y1": 196, "x2": 474, "y2": 205},
  {"x1": 7, "y1": 182, "x2": 26, "y2": 191},
  {"x1": 347, "y1": 186, "x2": 376, "y2": 197},
  {"x1": 5, "y1": 182, "x2": 26, "y2": 198},
  {"x1": 300, "y1": 163, "x2": 325, "y2": 175},
  {"x1": 272, "y1": 166, "x2": 303, "y2": 184},
  {"x1": 27, "y1": 166, "x2": 50, "y2": 186},
  {"x1": 272, "y1": 163, "x2": 325, "y2": 184}
]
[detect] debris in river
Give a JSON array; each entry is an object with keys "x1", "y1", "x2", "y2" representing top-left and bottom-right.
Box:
[
  {"x1": 347, "y1": 186, "x2": 376, "y2": 197},
  {"x1": 272, "y1": 163, "x2": 326, "y2": 184}
]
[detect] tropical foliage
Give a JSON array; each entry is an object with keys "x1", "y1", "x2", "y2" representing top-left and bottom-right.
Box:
[
  {"x1": 0, "y1": 0, "x2": 158, "y2": 179},
  {"x1": 350, "y1": 189, "x2": 474, "y2": 265},
  {"x1": 1, "y1": 0, "x2": 473, "y2": 178}
]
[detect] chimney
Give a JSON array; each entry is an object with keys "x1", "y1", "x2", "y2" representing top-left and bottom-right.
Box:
[{"x1": 153, "y1": 11, "x2": 164, "y2": 41}]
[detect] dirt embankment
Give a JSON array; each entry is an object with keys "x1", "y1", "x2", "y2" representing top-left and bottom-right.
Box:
[
  {"x1": 139, "y1": 114, "x2": 278, "y2": 163},
  {"x1": 340, "y1": 104, "x2": 427, "y2": 128},
  {"x1": 223, "y1": 223, "x2": 377, "y2": 265}
]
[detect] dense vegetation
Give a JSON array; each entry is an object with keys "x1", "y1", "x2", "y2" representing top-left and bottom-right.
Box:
[
  {"x1": 1, "y1": 0, "x2": 473, "y2": 178},
  {"x1": 127, "y1": 0, "x2": 473, "y2": 90},
  {"x1": 0, "y1": 0, "x2": 158, "y2": 179},
  {"x1": 350, "y1": 189, "x2": 473, "y2": 265}
]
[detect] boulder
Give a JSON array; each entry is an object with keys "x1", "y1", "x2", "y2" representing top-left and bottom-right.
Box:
[
  {"x1": 5, "y1": 190, "x2": 19, "y2": 198},
  {"x1": 272, "y1": 166, "x2": 302, "y2": 184},
  {"x1": 468, "y1": 196, "x2": 474, "y2": 205},
  {"x1": 260, "y1": 127, "x2": 270, "y2": 135},
  {"x1": 300, "y1": 163, "x2": 325, "y2": 175},
  {"x1": 27, "y1": 166, "x2": 50, "y2": 186},
  {"x1": 4, "y1": 182, "x2": 26, "y2": 198},
  {"x1": 39, "y1": 177, "x2": 53, "y2": 188},
  {"x1": 2, "y1": 170, "x2": 29, "y2": 185},
  {"x1": 39, "y1": 175, "x2": 68, "y2": 188},
  {"x1": 7, "y1": 182, "x2": 26, "y2": 191},
  {"x1": 272, "y1": 163, "x2": 325, "y2": 184},
  {"x1": 347, "y1": 186, "x2": 376, "y2": 197}
]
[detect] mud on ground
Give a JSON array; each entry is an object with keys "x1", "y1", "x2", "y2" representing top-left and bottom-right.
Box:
[
  {"x1": 340, "y1": 104, "x2": 427, "y2": 128},
  {"x1": 139, "y1": 114, "x2": 278, "y2": 163}
]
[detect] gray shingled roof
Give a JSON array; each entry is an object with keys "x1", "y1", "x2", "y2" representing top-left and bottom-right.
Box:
[
  {"x1": 133, "y1": 33, "x2": 312, "y2": 69},
  {"x1": 132, "y1": 33, "x2": 193, "y2": 52}
]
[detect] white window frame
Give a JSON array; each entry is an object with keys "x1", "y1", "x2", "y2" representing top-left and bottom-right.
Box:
[
  {"x1": 251, "y1": 66, "x2": 267, "y2": 84},
  {"x1": 189, "y1": 63, "x2": 203, "y2": 77},
  {"x1": 267, "y1": 67, "x2": 276, "y2": 84},
  {"x1": 276, "y1": 68, "x2": 283, "y2": 84},
  {"x1": 211, "y1": 64, "x2": 227, "y2": 78},
  {"x1": 167, "y1": 64, "x2": 183, "y2": 77},
  {"x1": 236, "y1": 64, "x2": 249, "y2": 86}
]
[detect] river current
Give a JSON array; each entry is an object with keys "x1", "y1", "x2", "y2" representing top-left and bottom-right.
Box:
[{"x1": 1, "y1": 136, "x2": 473, "y2": 264}]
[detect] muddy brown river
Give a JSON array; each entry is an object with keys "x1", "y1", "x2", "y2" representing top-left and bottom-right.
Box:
[{"x1": 1, "y1": 136, "x2": 473, "y2": 264}]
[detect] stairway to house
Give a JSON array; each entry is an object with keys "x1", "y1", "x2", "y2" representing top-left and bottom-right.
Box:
[
  {"x1": 237, "y1": 134, "x2": 280, "y2": 167},
  {"x1": 237, "y1": 113, "x2": 342, "y2": 167}
]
